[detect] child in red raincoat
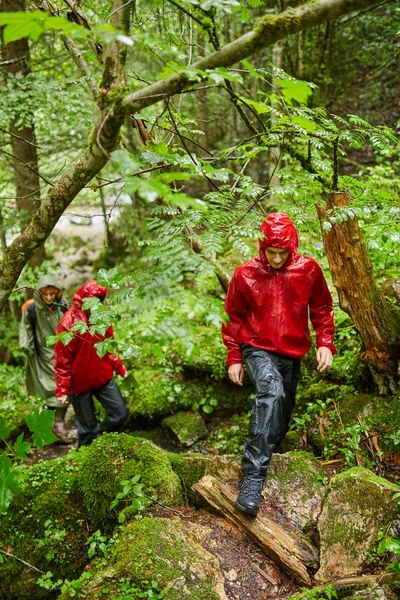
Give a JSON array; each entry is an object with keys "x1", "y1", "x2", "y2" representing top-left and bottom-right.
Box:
[{"x1": 222, "y1": 212, "x2": 335, "y2": 515}]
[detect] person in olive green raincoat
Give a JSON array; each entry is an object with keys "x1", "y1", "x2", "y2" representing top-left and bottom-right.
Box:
[{"x1": 19, "y1": 274, "x2": 70, "y2": 437}]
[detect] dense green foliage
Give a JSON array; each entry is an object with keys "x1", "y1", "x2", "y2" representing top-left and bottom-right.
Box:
[{"x1": 0, "y1": 0, "x2": 400, "y2": 598}]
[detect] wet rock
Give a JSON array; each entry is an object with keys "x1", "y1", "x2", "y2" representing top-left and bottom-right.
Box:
[
  {"x1": 343, "y1": 584, "x2": 388, "y2": 599},
  {"x1": 265, "y1": 451, "x2": 328, "y2": 531},
  {"x1": 316, "y1": 467, "x2": 400, "y2": 581},
  {"x1": 162, "y1": 411, "x2": 208, "y2": 446},
  {"x1": 58, "y1": 517, "x2": 228, "y2": 600}
]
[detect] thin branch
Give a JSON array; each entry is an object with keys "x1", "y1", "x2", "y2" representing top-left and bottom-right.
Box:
[
  {"x1": 0, "y1": 126, "x2": 40, "y2": 148},
  {"x1": 0, "y1": 549, "x2": 44, "y2": 574},
  {"x1": 0, "y1": 56, "x2": 27, "y2": 67},
  {"x1": 339, "y1": 0, "x2": 394, "y2": 25},
  {"x1": 167, "y1": 0, "x2": 203, "y2": 26},
  {"x1": 108, "y1": 0, "x2": 136, "y2": 20},
  {"x1": 61, "y1": 35, "x2": 99, "y2": 100},
  {"x1": 0, "y1": 148, "x2": 54, "y2": 187}
]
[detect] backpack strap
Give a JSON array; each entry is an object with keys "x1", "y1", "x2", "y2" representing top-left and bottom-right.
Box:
[
  {"x1": 26, "y1": 302, "x2": 40, "y2": 355},
  {"x1": 59, "y1": 298, "x2": 69, "y2": 314}
]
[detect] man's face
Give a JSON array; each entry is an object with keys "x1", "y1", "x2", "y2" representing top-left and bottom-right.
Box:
[
  {"x1": 265, "y1": 247, "x2": 289, "y2": 269},
  {"x1": 39, "y1": 286, "x2": 58, "y2": 305}
]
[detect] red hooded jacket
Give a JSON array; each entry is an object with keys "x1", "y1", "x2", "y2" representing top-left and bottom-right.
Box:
[
  {"x1": 222, "y1": 213, "x2": 336, "y2": 366},
  {"x1": 54, "y1": 280, "x2": 127, "y2": 396}
]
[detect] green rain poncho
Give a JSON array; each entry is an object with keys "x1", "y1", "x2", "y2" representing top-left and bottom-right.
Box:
[{"x1": 19, "y1": 274, "x2": 67, "y2": 408}]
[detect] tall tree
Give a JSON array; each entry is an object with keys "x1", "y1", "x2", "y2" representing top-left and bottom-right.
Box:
[
  {"x1": 1, "y1": 0, "x2": 398, "y2": 391},
  {"x1": 0, "y1": 0, "x2": 45, "y2": 265}
]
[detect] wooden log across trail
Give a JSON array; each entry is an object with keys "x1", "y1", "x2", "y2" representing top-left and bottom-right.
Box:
[{"x1": 192, "y1": 475, "x2": 318, "y2": 586}]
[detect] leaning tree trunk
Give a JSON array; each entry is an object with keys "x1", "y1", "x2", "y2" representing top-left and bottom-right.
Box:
[
  {"x1": 1, "y1": 0, "x2": 45, "y2": 266},
  {"x1": 316, "y1": 191, "x2": 400, "y2": 394}
]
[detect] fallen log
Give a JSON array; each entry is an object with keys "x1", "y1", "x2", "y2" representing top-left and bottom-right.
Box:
[{"x1": 192, "y1": 475, "x2": 318, "y2": 586}]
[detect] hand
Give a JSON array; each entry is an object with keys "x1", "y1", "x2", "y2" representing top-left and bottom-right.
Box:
[
  {"x1": 58, "y1": 394, "x2": 69, "y2": 405},
  {"x1": 228, "y1": 363, "x2": 244, "y2": 386},
  {"x1": 316, "y1": 347, "x2": 333, "y2": 371}
]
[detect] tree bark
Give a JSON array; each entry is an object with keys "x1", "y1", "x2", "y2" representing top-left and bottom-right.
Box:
[
  {"x1": 1, "y1": 0, "x2": 45, "y2": 265},
  {"x1": 316, "y1": 192, "x2": 400, "y2": 392},
  {"x1": 0, "y1": 0, "x2": 385, "y2": 313}
]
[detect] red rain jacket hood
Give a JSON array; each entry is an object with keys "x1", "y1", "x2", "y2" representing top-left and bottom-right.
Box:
[
  {"x1": 54, "y1": 280, "x2": 126, "y2": 396},
  {"x1": 222, "y1": 213, "x2": 335, "y2": 365}
]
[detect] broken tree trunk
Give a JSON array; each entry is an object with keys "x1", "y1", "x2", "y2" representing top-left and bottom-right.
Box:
[
  {"x1": 316, "y1": 191, "x2": 400, "y2": 394},
  {"x1": 192, "y1": 474, "x2": 318, "y2": 586}
]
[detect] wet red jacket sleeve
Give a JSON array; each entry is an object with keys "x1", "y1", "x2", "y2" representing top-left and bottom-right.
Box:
[
  {"x1": 222, "y1": 269, "x2": 248, "y2": 366},
  {"x1": 103, "y1": 325, "x2": 127, "y2": 376},
  {"x1": 309, "y1": 267, "x2": 336, "y2": 354},
  {"x1": 54, "y1": 334, "x2": 77, "y2": 397}
]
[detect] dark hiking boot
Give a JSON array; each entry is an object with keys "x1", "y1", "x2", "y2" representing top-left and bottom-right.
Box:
[{"x1": 236, "y1": 476, "x2": 264, "y2": 516}]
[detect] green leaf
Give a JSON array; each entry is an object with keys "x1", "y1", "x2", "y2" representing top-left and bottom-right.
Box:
[
  {"x1": 0, "y1": 416, "x2": 11, "y2": 439},
  {"x1": 4, "y1": 20, "x2": 44, "y2": 44},
  {"x1": 14, "y1": 434, "x2": 31, "y2": 461},
  {"x1": 0, "y1": 454, "x2": 20, "y2": 512},
  {"x1": 241, "y1": 59, "x2": 264, "y2": 80},
  {"x1": 239, "y1": 96, "x2": 269, "y2": 115},
  {"x1": 97, "y1": 267, "x2": 125, "y2": 288},
  {"x1": 26, "y1": 408, "x2": 58, "y2": 449},
  {"x1": 277, "y1": 78, "x2": 312, "y2": 104},
  {"x1": 292, "y1": 115, "x2": 317, "y2": 132},
  {"x1": 71, "y1": 320, "x2": 89, "y2": 334}
]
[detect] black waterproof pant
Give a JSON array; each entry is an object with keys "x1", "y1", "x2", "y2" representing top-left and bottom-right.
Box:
[
  {"x1": 71, "y1": 378, "x2": 128, "y2": 447},
  {"x1": 241, "y1": 345, "x2": 301, "y2": 478}
]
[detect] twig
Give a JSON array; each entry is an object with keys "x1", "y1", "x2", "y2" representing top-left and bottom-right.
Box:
[
  {"x1": 0, "y1": 126, "x2": 40, "y2": 148},
  {"x1": 0, "y1": 56, "x2": 27, "y2": 67},
  {"x1": 61, "y1": 35, "x2": 99, "y2": 100},
  {"x1": 339, "y1": 0, "x2": 394, "y2": 25},
  {"x1": 96, "y1": 110, "x2": 112, "y2": 159},
  {"x1": 0, "y1": 549, "x2": 44, "y2": 574},
  {"x1": 167, "y1": 0, "x2": 203, "y2": 26},
  {"x1": 0, "y1": 148, "x2": 54, "y2": 187},
  {"x1": 108, "y1": 0, "x2": 135, "y2": 20},
  {"x1": 253, "y1": 562, "x2": 279, "y2": 585}
]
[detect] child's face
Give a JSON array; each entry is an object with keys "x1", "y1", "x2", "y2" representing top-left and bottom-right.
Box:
[
  {"x1": 264, "y1": 247, "x2": 289, "y2": 269},
  {"x1": 39, "y1": 286, "x2": 58, "y2": 305}
]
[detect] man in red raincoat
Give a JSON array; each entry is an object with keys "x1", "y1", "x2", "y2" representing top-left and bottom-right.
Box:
[
  {"x1": 54, "y1": 280, "x2": 128, "y2": 447},
  {"x1": 222, "y1": 212, "x2": 335, "y2": 516}
]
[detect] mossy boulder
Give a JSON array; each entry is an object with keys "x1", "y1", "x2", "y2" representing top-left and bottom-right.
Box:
[
  {"x1": 169, "y1": 453, "x2": 240, "y2": 506},
  {"x1": 124, "y1": 366, "x2": 251, "y2": 422},
  {"x1": 162, "y1": 411, "x2": 208, "y2": 446},
  {"x1": 342, "y1": 585, "x2": 389, "y2": 599},
  {"x1": 316, "y1": 467, "x2": 400, "y2": 581},
  {"x1": 76, "y1": 433, "x2": 184, "y2": 526},
  {"x1": 0, "y1": 452, "x2": 87, "y2": 600},
  {"x1": 58, "y1": 517, "x2": 227, "y2": 600},
  {"x1": 265, "y1": 451, "x2": 328, "y2": 531}
]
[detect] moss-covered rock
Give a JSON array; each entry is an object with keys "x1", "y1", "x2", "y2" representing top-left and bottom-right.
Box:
[
  {"x1": 76, "y1": 433, "x2": 184, "y2": 526},
  {"x1": 342, "y1": 585, "x2": 389, "y2": 599},
  {"x1": 124, "y1": 366, "x2": 251, "y2": 422},
  {"x1": 169, "y1": 453, "x2": 240, "y2": 506},
  {"x1": 316, "y1": 467, "x2": 400, "y2": 581},
  {"x1": 0, "y1": 452, "x2": 87, "y2": 600},
  {"x1": 266, "y1": 451, "x2": 328, "y2": 531},
  {"x1": 58, "y1": 517, "x2": 227, "y2": 600},
  {"x1": 162, "y1": 411, "x2": 208, "y2": 446}
]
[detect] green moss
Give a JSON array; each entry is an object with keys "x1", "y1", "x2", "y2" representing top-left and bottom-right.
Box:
[
  {"x1": 319, "y1": 468, "x2": 400, "y2": 557},
  {"x1": 162, "y1": 411, "x2": 207, "y2": 446},
  {"x1": 168, "y1": 453, "x2": 209, "y2": 506},
  {"x1": 114, "y1": 518, "x2": 221, "y2": 599},
  {"x1": 126, "y1": 366, "x2": 251, "y2": 421},
  {"x1": 0, "y1": 453, "x2": 87, "y2": 600},
  {"x1": 76, "y1": 433, "x2": 184, "y2": 526}
]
